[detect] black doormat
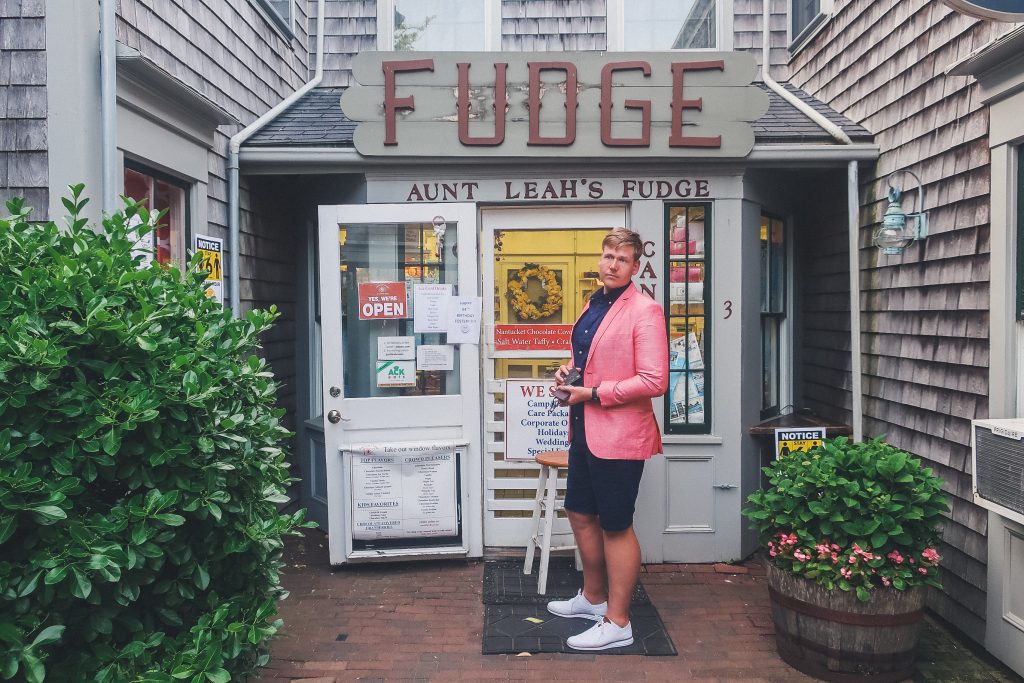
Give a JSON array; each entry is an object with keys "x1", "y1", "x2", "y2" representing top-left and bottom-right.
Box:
[{"x1": 481, "y1": 559, "x2": 676, "y2": 656}]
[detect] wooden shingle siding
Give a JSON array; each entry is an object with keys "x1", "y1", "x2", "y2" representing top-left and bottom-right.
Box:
[
  {"x1": 502, "y1": 0, "x2": 606, "y2": 51},
  {"x1": 731, "y1": 0, "x2": 789, "y2": 76},
  {"x1": 1, "y1": 0, "x2": 48, "y2": 217},
  {"x1": 787, "y1": 0, "x2": 1020, "y2": 642},
  {"x1": 116, "y1": 0, "x2": 314, "y2": 428},
  {"x1": 320, "y1": 0, "x2": 375, "y2": 87}
]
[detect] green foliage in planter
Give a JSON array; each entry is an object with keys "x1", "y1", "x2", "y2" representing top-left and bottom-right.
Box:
[
  {"x1": 0, "y1": 186, "x2": 312, "y2": 682},
  {"x1": 744, "y1": 437, "x2": 948, "y2": 601}
]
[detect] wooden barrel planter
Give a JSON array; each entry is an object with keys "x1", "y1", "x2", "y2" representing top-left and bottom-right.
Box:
[{"x1": 766, "y1": 564, "x2": 927, "y2": 682}]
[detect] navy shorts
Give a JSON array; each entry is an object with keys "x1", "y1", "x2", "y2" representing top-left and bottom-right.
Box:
[{"x1": 563, "y1": 441, "x2": 645, "y2": 532}]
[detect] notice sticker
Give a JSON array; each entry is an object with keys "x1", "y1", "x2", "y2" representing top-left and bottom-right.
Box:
[
  {"x1": 378, "y1": 336, "x2": 415, "y2": 361},
  {"x1": 774, "y1": 427, "x2": 826, "y2": 459}
]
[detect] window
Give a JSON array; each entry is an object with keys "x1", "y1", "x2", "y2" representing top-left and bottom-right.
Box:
[
  {"x1": 377, "y1": 0, "x2": 493, "y2": 51},
  {"x1": 123, "y1": 164, "x2": 190, "y2": 268},
  {"x1": 665, "y1": 204, "x2": 710, "y2": 434},
  {"x1": 760, "y1": 214, "x2": 786, "y2": 417},
  {"x1": 791, "y1": 0, "x2": 832, "y2": 47},
  {"x1": 337, "y1": 222, "x2": 461, "y2": 398},
  {"x1": 611, "y1": 0, "x2": 720, "y2": 50},
  {"x1": 255, "y1": 0, "x2": 293, "y2": 35}
]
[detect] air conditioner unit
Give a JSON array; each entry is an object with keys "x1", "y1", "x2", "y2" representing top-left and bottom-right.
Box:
[{"x1": 972, "y1": 418, "x2": 1024, "y2": 526}]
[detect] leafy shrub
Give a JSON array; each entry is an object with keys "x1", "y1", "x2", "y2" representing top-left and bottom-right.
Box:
[
  {"x1": 743, "y1": 437, "x2": 948, "y2": 601},
  {"x1": 0, "y1": 186, "x2": 311, "y2": 682}
]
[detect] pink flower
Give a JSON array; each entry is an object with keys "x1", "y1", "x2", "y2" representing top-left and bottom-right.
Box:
[
  {"x1": 831, "y1": 553, "x2": 839, "y2": 563},
  {"x1": 769, "y1": 548, "x2": 777, "y2": 557},
  {"x1": 919, "y1": 567, "x2": 928, "y2": 575},
  {"x1": 831, "y1": 543, "x2": 840, "y2": 551},
  {"x1": 848, "y1": 555, "x2": 857, "y2": 564},
  {"x1": 881, "y1": 576, "x2": 891, "y2": 587},
  {"x1": 887, "y1": 550, "x2": 904, "y2": 564},
  {"x1": 840, "y1": 567, "x2": 852, "y2": 579},
  {"x1": 909, "y1": 557, "x2": 915, "y2": 564},
  {"x1": 922, "y1": 548, "x2": 940, "y2": 563}
]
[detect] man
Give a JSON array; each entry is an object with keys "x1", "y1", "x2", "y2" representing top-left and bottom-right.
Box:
[{"x1": 547, "y1": 227, "x2": 669, "y2": 651}]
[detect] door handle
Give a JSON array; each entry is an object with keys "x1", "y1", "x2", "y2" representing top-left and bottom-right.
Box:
[
  {"x1": 713, "y1": 483, "x2": 738, "y2": 490},
  {"x1": 327, "y1": 410, "x2": 343, "y2": 424}
]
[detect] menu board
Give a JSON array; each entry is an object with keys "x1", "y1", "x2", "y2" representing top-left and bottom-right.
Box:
[{"x1": 350, "y1": 443, "x2": 459, "y2": 541}]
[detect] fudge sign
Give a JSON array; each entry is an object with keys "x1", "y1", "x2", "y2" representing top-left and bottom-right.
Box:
[{"x1": 340, "y1": 52, "x2": 769, "y2": 158}]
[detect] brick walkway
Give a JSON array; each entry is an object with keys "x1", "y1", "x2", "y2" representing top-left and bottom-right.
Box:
[{"x1": 252, "y1": 530, "x2": 1019, "y2": 683}]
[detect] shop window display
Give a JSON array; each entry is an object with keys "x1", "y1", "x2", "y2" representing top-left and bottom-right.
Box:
[
  {"x1": 665, "y1": 204, "x2": 709, "y2": 434},
  {"x1": 123, "y1": 165, "x2": 189, "y2": 268}
]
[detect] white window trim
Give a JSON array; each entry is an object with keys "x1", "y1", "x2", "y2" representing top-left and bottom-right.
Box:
[
  {"x1": 376, "y1": 0, "x2": 500, "y2": 51},
  {"x1": 252, "y1": 0, "x2": 296, "y2": 40},
  {"x1": 607, "y1": 0, "x2": 732, "y2": 51},
  {"x1": 789, "y1": 0, "x2": 834, "y2": 55}
]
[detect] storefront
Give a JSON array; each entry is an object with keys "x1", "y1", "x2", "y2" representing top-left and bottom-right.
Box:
[{"x1": 239, "y1": 49, "x2": 877, "y2": 565}]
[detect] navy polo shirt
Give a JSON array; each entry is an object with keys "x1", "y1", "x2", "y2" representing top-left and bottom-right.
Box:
[{"x1": 569, "y1": 284, "x2": 628, "y2": 447}]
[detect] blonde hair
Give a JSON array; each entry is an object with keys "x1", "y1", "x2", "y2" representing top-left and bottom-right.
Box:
[{"x1": 602, "y1": 228, "x2": 643, "y2": 262}]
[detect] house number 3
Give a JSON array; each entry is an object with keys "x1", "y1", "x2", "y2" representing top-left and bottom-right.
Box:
[{"x1": 723, "y1": 300, "x2": 733, "y2": 319}]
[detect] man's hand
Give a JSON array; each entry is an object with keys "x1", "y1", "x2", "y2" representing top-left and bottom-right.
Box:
[
  {"x1": 554, "y1": 363, "x2": 574, "y2": 386},
  {"x1": 562, "y1": 385, "x2": 590, "y2": 406}
]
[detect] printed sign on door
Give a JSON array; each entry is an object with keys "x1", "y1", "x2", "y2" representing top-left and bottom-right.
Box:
[{"x1": 358, "y1": 282, "x2": 407, "y2": 320}]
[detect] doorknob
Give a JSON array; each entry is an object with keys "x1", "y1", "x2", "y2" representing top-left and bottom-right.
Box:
[{"x1": 327, "y1": 410, "x2": 342, "y2": 424}]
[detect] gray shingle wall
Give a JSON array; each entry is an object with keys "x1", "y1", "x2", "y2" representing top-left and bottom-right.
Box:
[
  {"x1": 502, "y1": 0, "x2": 607, "y2": 51},
  {"x1": 732, "y1": 0, "x2": 789, "y2": 78},
  {"x1": 788, "y1": 0, "x2": 1022, "y2": 643},
  {"x1": 1, "y1": 0, "x2": 48, "y2": 217},
  {"x1": 116, "y1": 0, "x2": 315, "y2": 428},
  {"x1": 320, "y1": 0, "x2": 375, "y2": 87}
]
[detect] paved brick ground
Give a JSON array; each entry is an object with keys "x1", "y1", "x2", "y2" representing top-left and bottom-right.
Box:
[{"x1": 251, "y1": 530, "x2": 1020, "y2": 683}]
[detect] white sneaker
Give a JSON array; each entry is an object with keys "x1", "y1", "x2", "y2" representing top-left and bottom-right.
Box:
[
  {"x1": 566, "y1": 618, "x2": 634, "y2": 651},
  {"x1": 546, "y1": 589, "x2": 608, "y2": 620}
]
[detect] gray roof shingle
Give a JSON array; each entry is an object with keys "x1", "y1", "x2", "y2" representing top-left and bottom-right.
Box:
[{"x1": 243, "y1": 82, "x2": 872, "y2": 148}]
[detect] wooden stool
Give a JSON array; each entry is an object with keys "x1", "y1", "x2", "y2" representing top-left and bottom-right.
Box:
[{"x1": 523, "y1": 450, "x2": 580, "y2": 594}]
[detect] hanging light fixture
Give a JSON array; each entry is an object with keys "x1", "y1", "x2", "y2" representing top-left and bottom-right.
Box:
[{"x1": 872, "y1": 170, "x2": 929, "y2": 255}]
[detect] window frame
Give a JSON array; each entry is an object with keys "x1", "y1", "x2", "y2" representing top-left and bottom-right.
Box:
[
  {"x1": 1017, "y1": 146, "x2": 1024, "y2": 320},
  {"x1": 123, "y1": 160, "x2": 192, "y2": 269},
  {"x1": 607, "y1": 0, "x2": 732, "y2": 51},
  {"x1": 759, "y1": 213, "x2": 787, "y2": 419},
  {"x1": 664, "y1": 202, "x2": 712, "y2": 436},
  {"x1": 253, "y1": 0, "x2": 295, "y2": 39},
  {"x1": 376, "y1": 0, "x2": 500, "y2": 51},
  {"x1": 790, "y1": 0, "x2": 834, "y2": 53}
]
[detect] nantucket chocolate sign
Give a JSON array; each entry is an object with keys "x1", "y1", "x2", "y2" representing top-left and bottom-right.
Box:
[{"x1": 340, "y1": 52, "x2": 769, "y2": 158}]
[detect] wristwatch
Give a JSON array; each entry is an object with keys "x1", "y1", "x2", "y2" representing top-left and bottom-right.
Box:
[{"x1": 591, "y1": 387, "x2": 600, "y2": 403}]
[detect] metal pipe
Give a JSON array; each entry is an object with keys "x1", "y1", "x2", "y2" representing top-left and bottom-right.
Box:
[
  {"x1": 100, "y1": 0, "x2": 117, "y2": 214},
  {"x1": 761, "y1": 0, "x2": 852, "y2": 145},
  {"x1": 228, "y1": 0, "x2": 326, "y2": 317},
  {"x1": 848, "y1": 160, "x2": 863, "y2": 440}
]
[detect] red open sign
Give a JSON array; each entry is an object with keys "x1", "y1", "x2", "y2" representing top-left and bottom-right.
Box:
[{"x1": 358, "y1": 282, "x2": 408, "y2": 320}]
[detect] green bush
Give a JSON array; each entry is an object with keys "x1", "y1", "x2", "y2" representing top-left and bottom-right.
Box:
[
  {"x1": 743, "y1": 437, "x2": 948, "y2": 601},
  {"x1": 0, "y1": 186, "x2": 311, "y2": 682}
]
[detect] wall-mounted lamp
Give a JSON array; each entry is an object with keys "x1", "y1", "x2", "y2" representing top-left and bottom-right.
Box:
[{"x1": 872, "y1": 170, "x2": 929, "y2": 255}]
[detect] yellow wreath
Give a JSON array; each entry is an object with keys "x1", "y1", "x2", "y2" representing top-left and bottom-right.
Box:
[{"x1": 507, "y1": 264, "x2": 563, "y2": 320}]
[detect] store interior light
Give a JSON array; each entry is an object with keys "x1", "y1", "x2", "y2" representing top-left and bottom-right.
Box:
[{"x1": 872, "y1": 170, "x2": 929, "y2": 255}]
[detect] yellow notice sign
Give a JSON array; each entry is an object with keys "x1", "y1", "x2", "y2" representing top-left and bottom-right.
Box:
[
  {"x1": 774, "y1": 427, "x2": 826, "y2": 459},
  {"x1": 194, "y1": 234, "x2": 223, "y2": 304}
]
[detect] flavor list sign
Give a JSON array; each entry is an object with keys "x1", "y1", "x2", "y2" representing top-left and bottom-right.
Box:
[
  {"x1": 350, "y1": 443, "x2": 459, "y2": 540},
  {"x1": 504, "y1": 379, "x2": 569, "y2": 461}
]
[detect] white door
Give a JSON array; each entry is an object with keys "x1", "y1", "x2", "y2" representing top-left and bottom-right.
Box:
[{"x1": 318, "y1": 203, "x2": 481, "y2": 563}]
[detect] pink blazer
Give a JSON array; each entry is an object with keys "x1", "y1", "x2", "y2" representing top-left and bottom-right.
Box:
[{"x1": 573, "y1": 283, "x2": 669, "y2": 460}]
